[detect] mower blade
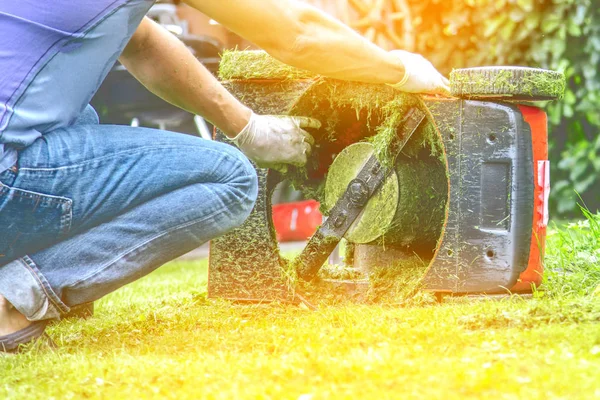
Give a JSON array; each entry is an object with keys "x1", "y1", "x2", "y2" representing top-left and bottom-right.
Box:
[{"x1": 295, "y1": 107, "x2": 426, "y2": 281}]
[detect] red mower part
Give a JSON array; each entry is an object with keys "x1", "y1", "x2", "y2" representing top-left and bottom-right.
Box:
[
  {"x1": 272, "y1": 200, "x2": 322, "y2": 242},
  {"x1": 511, "y1": 105, "x2": 549, "y2": 292}
]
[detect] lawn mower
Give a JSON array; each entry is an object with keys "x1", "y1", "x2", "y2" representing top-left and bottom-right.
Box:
[{"x1": 208, "y1": 51, "x2": 563, "y2": 303}]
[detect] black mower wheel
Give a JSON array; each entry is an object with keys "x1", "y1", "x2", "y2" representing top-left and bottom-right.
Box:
[{"x1": 450, "y1": 66, "x2": 565, "y2": 101}]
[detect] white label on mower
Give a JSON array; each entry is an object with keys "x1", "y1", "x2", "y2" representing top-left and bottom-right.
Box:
[{"x1": 537, "y1": 160, "x2": 550, "y2": 228}]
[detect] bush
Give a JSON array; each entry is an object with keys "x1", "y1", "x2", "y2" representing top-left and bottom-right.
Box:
[{"x1": 405, "y1": 0, "x2": 599, "y2": 216}]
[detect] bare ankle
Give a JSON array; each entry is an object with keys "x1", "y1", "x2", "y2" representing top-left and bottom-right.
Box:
[
  {"x1": 0, "y1": 295, "x2": 31, "y2": 335},
  {"x1": 0, "y1": 295, "x2": 12, "y2": 310}
]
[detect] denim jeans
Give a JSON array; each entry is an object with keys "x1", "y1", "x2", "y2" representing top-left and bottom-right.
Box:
[{"x1": 0, "y1": 106, "x2": 258, "y2": 321}]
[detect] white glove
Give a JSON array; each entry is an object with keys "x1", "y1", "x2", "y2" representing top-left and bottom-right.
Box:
[
  {"x1": 231, "y1": 113, "x2": 320, "y2": 171},
  {"x1": 389, "y1": 50, "x2": 450, "y2": 95}
]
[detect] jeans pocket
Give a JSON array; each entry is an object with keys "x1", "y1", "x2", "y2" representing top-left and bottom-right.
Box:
[{"x1": 0, "y1": 182, "x2": 73, "y2": 260}]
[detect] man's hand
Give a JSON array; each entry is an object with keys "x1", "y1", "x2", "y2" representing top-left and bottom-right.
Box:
[
  {"x1": 232, "y1": 113, "x2": 320, "y2": 170},
  {"x1": 389, "y1": 50, "x2": 450, "y2": 95}
]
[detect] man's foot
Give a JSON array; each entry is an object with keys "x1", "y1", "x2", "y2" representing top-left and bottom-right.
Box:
[{"x1": 0, "y1": 295, "x2": 31, "y2": 336}]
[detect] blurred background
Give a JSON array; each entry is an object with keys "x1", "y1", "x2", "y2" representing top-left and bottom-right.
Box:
[{"x1": 92, "y1": 0, "x2": 599, "y2": 220}]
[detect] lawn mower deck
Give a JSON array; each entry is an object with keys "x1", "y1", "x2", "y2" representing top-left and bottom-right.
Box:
[{"x1": 208, "y1": 53, "x2": 558, "y2": 302}]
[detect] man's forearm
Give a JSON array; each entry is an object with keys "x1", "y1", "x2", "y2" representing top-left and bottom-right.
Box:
[
  {"x1": 119, "y1": 18, "x2": 251, "y2": 137},
  {"x1": 186, "y1": 0, "x2": 405, "y2": 84}
]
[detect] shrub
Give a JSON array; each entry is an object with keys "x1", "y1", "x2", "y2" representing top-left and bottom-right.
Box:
[{"x1": 405, "y1": 0, "x2": 599, "y2": 215}]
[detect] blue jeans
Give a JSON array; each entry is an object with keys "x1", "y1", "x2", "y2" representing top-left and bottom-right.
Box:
[{"x1": 0, "y1": 107, "x2": 258, "y2": 321}]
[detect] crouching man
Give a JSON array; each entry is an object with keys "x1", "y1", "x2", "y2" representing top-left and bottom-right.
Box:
[{"x1": 0, "y1": 0, "x2": 448, "y2": 352}]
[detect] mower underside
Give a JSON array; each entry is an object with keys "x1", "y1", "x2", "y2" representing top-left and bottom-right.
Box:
[{"x1": 208, "y1": 67, "x2": 549, "y2": 302}]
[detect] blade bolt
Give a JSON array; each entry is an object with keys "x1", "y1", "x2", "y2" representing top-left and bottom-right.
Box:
[
  {"x1": 348, "y1": 179, "x2": 369, "y2": 207},
  {"x1": 333, "y1": 212, "x2": 347, "y2": 228},
  {"x1": 371, "y1": 163, "x2": 381, "y2": 175}
]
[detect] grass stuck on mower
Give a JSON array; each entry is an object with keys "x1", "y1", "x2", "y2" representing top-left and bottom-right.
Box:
[{"x1": 208, "y1": 51, "x2": 564, "y2": 305}]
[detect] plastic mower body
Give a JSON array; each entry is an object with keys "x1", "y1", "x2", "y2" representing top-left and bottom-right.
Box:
[{"x1": 208, "y1": 56, "x2": 558, "y2": 302}]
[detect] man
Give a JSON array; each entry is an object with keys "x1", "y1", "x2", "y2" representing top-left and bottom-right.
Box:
[{"x1": 0, "y1": 0, "x2": 449, "y2": 352}]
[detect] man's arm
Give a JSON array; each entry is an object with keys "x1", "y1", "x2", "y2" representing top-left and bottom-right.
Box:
[
  {"x1": 119, "y1": 18, "x2": 317, "y2": 169},
  {"x1": 120, "y1": 17, "x2": 251, "y2": 137},
  {"x1": 185, "y1": 0, "x2": 432, "y2": 87}
]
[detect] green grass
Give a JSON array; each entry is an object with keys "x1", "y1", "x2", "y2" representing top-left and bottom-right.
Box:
[
  {"x1": 1, "y1": 212, "x2": 600, "y2": 399},
  {"x1": 543, "y1": 207, "x2": 600, "y2": 297}
]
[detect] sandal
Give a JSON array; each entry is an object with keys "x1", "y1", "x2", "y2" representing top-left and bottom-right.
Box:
[{"x1": 0, "y1": 320, "x2": 50, "y2": 353}]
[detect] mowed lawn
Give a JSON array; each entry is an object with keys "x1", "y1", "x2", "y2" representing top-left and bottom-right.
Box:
[{"x1": 1, "y1": 213, "x2": 600, "y2": 399}]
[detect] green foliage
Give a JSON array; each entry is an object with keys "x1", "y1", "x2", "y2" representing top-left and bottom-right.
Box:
[
  {"x1": 555, "y1": 133, "x2": 600, "y2": 213},
  {"x1": 406, "y1": 0, "x2": 600, "y2": 215},
  {"x1": 543, "y1": 207, "x2": 600, "y2": 297}
]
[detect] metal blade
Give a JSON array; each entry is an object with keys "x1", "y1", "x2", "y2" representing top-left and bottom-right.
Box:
[{"x1": 295, "y1": 107, "x2": 427, "y2": 281}]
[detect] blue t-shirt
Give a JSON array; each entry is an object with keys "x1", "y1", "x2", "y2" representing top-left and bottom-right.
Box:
[{"x1": 0, "y1": 0, "x2": 155, "y2": 173}]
